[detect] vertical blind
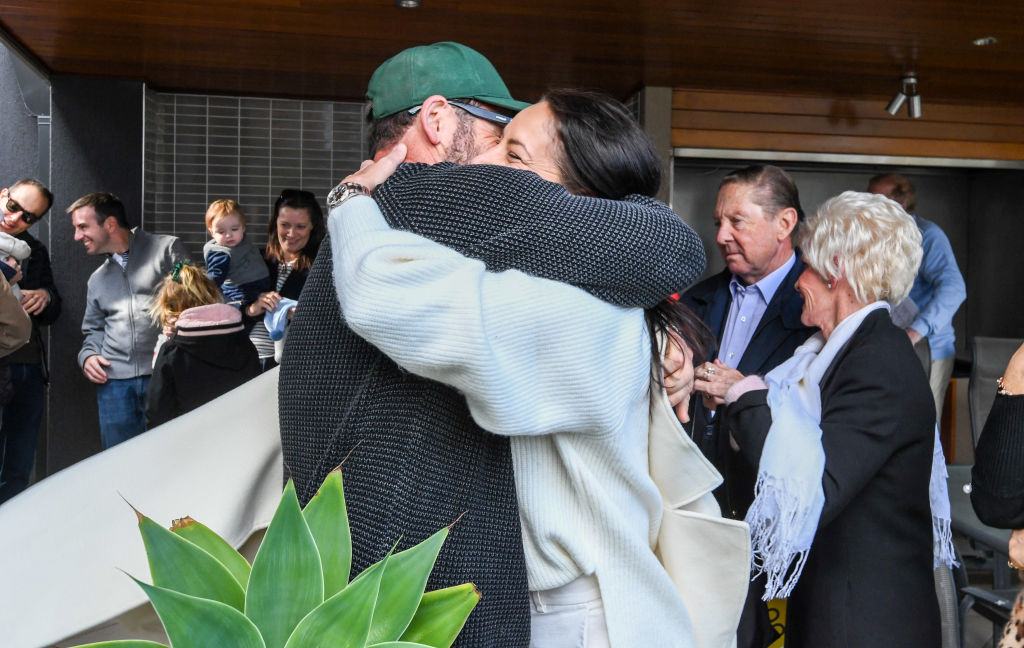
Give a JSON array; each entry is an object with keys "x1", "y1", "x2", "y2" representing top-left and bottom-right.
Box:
[{"x1": 143, "y1": 90, "x2": 367, "y2": 258}]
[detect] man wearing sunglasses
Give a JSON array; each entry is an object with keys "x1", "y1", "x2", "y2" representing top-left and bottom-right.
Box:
[{"x1": 0, "y1": 179, "x2": 61, "y2": 504}]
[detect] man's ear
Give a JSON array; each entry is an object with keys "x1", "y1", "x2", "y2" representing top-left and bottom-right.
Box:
[
  {"x1": 417, "y1": 95, "x2": 452, "y2": 146},
  {"x1": 775, "y1": 207, "x2": 798, "y2": 241},
  {"x1": 103, "y1": 215, "x2": 119, "y2": 233}
]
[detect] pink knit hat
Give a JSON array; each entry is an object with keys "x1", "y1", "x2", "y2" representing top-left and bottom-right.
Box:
[{"x1": 174, "y1": 303, "x2": 243, "y2": 337}]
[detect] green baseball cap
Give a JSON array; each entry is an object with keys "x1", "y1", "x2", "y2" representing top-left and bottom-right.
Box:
[{"x1": 367, "y1": 41, "x2": 530, "y2": 120}]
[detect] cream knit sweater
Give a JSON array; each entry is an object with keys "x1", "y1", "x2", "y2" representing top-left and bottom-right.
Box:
[{"x1": 331, "y1": 196, "x2": 696, "y2": 648}]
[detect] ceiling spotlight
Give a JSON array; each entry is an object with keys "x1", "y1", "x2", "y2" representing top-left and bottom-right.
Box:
[
  {"x1": 972, "y1": 36, "x2": 998, "y2": 46},
  {"x1": 885, "y1": 91, "x2": 907, "y2": 116},
  {"x1": 885, "y1": 75, "x2": 921, "y2": 119},
  {"x1": 907, "y1": 92, "x2": 922, "y2": 119},
  {"x1": 395, "y1": 0, "x2": 421, "y2": 7}
]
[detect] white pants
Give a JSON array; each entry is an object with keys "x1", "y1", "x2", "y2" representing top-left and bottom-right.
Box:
[{"x1": 529, "y1": 575, "x2": 610, "y2": 648}]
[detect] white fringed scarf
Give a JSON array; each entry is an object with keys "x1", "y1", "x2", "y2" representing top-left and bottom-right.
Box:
[{"x1": 746, "y1": 302, "x2": 955, "y2": 600}]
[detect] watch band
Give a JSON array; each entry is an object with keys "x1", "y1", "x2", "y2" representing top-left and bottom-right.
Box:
[{"x1": 327, "y1": 181, "x2": 371, "y2": 209}]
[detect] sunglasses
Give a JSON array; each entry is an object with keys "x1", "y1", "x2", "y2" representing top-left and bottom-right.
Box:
[
  {"x1": 408, "y1": 100, "x2": 513, "y2": 126},
  {"x1": 278, "y1": 189, "x2": 317, "y2": 201},
  {"x1": 5, "y1": 196, "x2": 41, "y2": 225}
]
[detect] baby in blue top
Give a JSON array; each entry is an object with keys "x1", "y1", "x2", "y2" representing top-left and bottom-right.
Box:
[
  {"x1": 203, "y1": 199, "x2": 270, "y2": 306},
  {"x1": 0, "y1": 231, "x2": 31, "y2": 299}
]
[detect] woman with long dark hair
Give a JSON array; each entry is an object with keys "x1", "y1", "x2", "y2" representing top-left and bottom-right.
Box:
[{"x1": 243, "y1": 189, "x2": 324, "y2": 371}]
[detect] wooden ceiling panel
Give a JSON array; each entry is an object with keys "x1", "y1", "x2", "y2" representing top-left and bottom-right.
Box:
[{"x1": 0, "y1": 0, "x2": 1021, "y2": 106}]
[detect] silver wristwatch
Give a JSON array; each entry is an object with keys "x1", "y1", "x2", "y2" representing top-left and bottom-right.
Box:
[{"x1": 327, "y1": 181, "x2": 371, "y2": 209}]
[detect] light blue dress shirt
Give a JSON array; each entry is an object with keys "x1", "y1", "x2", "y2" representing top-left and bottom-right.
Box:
[
  {"x1": 717, "y1": 253, "x2": 796, "y2": 368},
  {"x1": 907, "y1": 215, "x2": 966, "y2": 361}
]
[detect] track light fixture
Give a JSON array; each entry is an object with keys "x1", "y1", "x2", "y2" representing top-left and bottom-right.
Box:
[
  {"x1": 885, "y1": 90, "x2": 907, "y2": 115},
  {"x1": 907, "y1": 92, "x2": 922, "y2": 119},
  {"x1": 885, "y1": 75, "x2": 921, "y2": 118}
]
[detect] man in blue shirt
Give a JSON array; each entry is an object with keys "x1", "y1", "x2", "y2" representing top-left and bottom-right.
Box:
[{"x1": 868, "y1": 173, "x2": 966, "y2": 422}]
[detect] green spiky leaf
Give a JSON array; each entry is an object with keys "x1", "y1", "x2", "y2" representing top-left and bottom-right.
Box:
[
  {"x1": 302, "y1": 469, "x2": 351, "y2": 597},
  {"x1": 245, "y1": 480, "x2": 324, "y2": 648},
  {"x1": 399, "y1": 583, "x2": 480, "y2": 648},
  {"x1": 172, "y1": 516, "x2": 251, "y2": 589},
  {"x1": 137, "y1": 514, "x2": 245, "y2": 611},
  {"x1": 365, "y1": 528, "x2": 448, "y2": 644},
  {"x1": 283, "y1": 552, "x2": 388, "y2": 648},
  {"x1": 132, "y1": 577, "x2": 265, "y2": 648}
]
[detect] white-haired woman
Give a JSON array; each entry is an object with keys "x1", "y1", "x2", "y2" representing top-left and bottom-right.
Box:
[{"x1": 720, "y1": 191, "x2": 945, "y2": 647}]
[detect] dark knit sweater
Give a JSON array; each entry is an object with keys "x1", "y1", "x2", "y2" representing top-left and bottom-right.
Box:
[
  {"x1": 972, "y1": 393, "x2": 1024, "y2": 528},
  {"x1": 279, "y1": 163, "x2": 705, "y2": 647}
]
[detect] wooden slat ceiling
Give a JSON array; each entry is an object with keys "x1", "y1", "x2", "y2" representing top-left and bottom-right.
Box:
[{"x1": 0, "y1": 0, "x2": 1022, "y2": 107}]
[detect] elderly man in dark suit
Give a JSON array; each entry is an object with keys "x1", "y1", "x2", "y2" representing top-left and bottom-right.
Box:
[
  {"x1": 679, "y1": 164, "x2": 816, "y2": 648},
  {"x1": 681, "y1": 164, "x2": 816, "y2": 518}
]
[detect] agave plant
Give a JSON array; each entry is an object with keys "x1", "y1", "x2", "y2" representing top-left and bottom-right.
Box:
[{"x1": 73, "y1": 469, "x2": 479, "y2": 648}]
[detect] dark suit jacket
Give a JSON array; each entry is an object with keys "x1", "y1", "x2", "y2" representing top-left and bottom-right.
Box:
[
  {"x1": 725, "y1": 309, "x2": 940, "y2": 648},
  {"x1": 679, "y1": 257, "x2": 816, "y2": 518}
]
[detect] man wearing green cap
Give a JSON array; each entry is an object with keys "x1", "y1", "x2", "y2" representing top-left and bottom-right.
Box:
[
  {"x1": 280, "y1": 42, "x2": 702, "y2": 647},
  {"x1": 363, "y1": 41, "x2": 530, "y2": 165}
]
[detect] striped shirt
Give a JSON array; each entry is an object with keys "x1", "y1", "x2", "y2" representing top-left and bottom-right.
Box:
[{"x1": 248, "y1": 260, "x2": 294, "y2": 359}]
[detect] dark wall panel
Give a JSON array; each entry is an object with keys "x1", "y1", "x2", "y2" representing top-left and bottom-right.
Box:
[
  {"x1": 47, "y1": 74, "x2": 143, "y2": 474},
  {"x1": 0, "y1": 47, "x2": 40, "y2": 185},
  {"x1": 967, "y1": 171, "x2": 1024, "y2": 339}
]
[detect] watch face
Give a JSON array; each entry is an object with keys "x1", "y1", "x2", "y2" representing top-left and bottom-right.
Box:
[
  {"x1": 327, "y1": 182, "x2": 347, "y2": 207},
  {"x1": 328, "y1": 182, "x2": 370, "y2": 208}
]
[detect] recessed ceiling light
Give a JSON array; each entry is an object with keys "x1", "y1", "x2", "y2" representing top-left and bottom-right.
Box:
[
  {"x1": 972, "y1": 36, "x2": 998, "y2": 46},
  {"x1": 396, "y1": 0, "x2": 421, "y2": 7}
]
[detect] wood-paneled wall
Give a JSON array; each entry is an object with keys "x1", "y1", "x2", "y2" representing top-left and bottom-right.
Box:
[{"x1": 672, "y1": 90, "x2": 1024, "y2": 161}]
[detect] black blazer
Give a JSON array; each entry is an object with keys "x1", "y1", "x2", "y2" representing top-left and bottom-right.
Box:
[
  {"x1": 726, "y1": 309, "x2": 940, "y2": 648},
  {"x1": 679, "y1": 257, "x2": 816, "y2": 518}
]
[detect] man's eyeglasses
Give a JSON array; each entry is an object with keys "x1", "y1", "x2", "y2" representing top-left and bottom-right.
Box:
[
  {"x1": 5, "y1": 195, "x2": 41, "y2": 225},
  {"x1": 408, "y1": 100, "x2": 512, "y2": 126}
]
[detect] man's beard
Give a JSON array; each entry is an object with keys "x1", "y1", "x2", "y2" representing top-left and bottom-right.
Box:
[{"x1": 445, "y1": 113, "x2": 479, "y2": 165}]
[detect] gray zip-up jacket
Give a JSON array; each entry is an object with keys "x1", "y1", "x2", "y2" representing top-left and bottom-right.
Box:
[{"x1": 78, "y1": 228, "x2": 188, "y2": 379}]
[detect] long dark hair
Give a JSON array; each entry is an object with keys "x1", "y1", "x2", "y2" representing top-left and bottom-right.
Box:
[
  {"x1": 266, "y1": 189, "x2": 325, "y2": 271},
  {"x1": 645, "y1": 301, "x2": 714, "y2": 390},
  {"x1": 543, "y1": 89, "x2": 706, "y2": 380},
  {"x1": 542, "y1": 89, "x2": 662, "y2": 199}
]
